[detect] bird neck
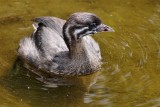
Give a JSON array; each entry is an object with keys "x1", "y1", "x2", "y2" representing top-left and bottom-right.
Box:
[
  {"x1": 63, "y1": 23, "x2": 90, "y2": 60},
  {"x1": 69, "y1": 39, "x2": 88, "y2": 59},
  {"x1": 63, "y1": 25, "x2": 100, "y2": 74}
]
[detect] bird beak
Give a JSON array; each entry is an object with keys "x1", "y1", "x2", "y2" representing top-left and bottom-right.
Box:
[{"x1": 96, "y1": 24, "x2": 114, "y2": 32}]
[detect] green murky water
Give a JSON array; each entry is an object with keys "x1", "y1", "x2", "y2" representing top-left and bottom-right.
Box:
[{"x1": 0, "y1": 0, "x2": 160, "y2": 107}]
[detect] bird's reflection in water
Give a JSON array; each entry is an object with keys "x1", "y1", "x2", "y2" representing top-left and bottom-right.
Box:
[{"x1": 0, "y1": 58, "x2": 100, "y2": 107}]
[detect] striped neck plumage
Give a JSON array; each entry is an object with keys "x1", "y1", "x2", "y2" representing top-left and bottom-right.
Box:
[{"x1": 63, "y1": 23, "x2": 89, "y2": 58}]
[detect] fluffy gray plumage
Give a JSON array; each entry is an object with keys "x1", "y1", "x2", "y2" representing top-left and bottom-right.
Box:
[{"x1": 18, "y1": 12, "x2": 114, "y2": 76}]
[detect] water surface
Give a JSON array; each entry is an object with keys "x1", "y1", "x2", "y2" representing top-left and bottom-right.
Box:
[{"x1": 0, "y1": 0, "x2": 160, "y2": 107}]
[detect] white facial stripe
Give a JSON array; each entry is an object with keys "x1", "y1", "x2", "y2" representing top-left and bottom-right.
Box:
[
  {"x1": 65, "y1": 25, "x2": 72, "y2": 42},
  {"x1": 74, "y1": 27, "x2": 89, "y2": 38},
  {"x1": 80, "y1": 31, "x2": 94, "y2": 37}
]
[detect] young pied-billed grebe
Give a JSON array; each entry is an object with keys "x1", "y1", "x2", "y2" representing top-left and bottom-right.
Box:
[{"x1": 18, "y1": 12, "x2": 114, "y2": 76}]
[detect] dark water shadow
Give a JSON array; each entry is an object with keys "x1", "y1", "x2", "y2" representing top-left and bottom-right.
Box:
[{"x1": 0, "y1": 58, "x2": 100, "y2": 107}]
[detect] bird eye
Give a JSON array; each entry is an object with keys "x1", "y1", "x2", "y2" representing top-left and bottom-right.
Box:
[
  {"x1": 91, "y1": 23, "x2": 96, "y2": 27},
  {"x1": 89, "y1": 23, "x2": 97, "y2": 29}
]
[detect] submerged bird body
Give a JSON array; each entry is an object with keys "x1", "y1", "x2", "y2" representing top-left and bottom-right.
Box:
[{"x1": 18, "y1": 12, "x2": 114, "y2": 76}]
